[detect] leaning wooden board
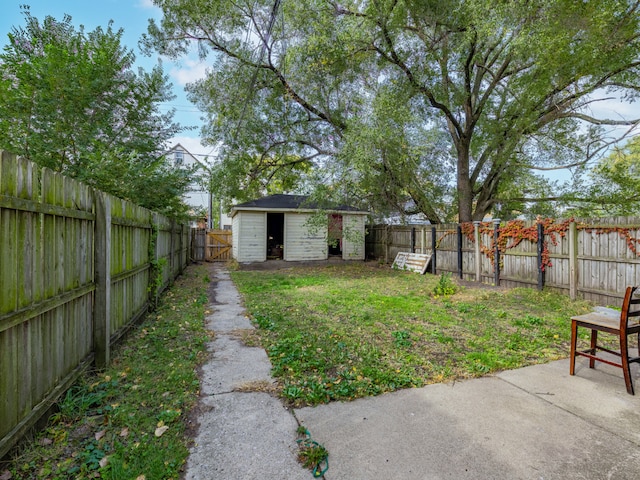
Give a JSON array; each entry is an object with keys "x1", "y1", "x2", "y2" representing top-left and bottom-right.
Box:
[{"x1": 392, "y1": 251, "x2": 432, "y2": 274}]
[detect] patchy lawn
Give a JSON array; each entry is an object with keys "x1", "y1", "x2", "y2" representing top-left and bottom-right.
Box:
[
  {"x1": 2, "y1": 264, "x2": 211, "y2": 480},
  {"x1": 231, "y1": 262, "x2": 593, "y2": 406}
]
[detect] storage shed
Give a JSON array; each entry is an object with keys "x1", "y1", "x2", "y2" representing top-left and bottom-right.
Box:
[{"x1": 230, "y1": 194, "x2": 368, "y2": 263}]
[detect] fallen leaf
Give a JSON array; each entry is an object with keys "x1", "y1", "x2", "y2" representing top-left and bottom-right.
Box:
[
  {"x1": 95, "y1": 430, "x2": 106, "y2": 441},
  {"x1": 155, "y1": 426, "x2": 169, "y2": 437},
  {"x1": 119, "y1": 427, "x2": 129, "y2": 437},
  {"x1": 99, "y1": 457, "x2": 109, "y2": 468},
  {"x1": 0, "y1": 469, "x2": 13, "y2": 480},
  {"x1": 136, "y1": 475, "x2": 146, "y2": 480},
  {"x1": 39, "y1": 437, "x2": 53, "y2": 446}
]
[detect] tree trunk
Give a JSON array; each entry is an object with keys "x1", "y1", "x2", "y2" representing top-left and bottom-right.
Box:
[{"x1": 456, "y1": 144, "x2": 474, "y2": 223}]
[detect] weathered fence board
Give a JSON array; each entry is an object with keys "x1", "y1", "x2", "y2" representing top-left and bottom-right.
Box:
[
  {"x1": 0, "y1": 151, "x2": 189, "y2": 459},
  {"x1": 367, "y1": 217, "x2": 640, "y2": 306}
]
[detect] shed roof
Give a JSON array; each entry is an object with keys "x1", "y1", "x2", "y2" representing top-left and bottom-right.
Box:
[{"x1": 231, "y1": 194, "x2": 367, "y2": 215}]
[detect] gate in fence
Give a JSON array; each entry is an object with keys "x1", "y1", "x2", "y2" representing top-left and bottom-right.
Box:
[{"x1": 206, "y1": 230, "x2": 232, "y2": 262}]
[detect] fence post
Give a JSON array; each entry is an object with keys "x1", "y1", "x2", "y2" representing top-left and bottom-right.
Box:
[
  {"x1": 457, "y1": 225, "x2": 463, "y2": 279},
  {"x1": 473, "y1": 221, "x2": 481, "y2": 283},
  {"x1": 384, "y1": 225, "x2": 389, "y2": 264},
  {"x1": 421, "y1": 227, "x2": 427, "y2": 254},
  {"x1": 94, "y1": 191, "x2": 111, "y2": 369},
  {"x1": 431, "y1": 226, "x2": 437, "y2": 275},
  {"x1": 411, "y1": 227, "x2": 416, "y2": 253},
  {"x1": 493, "y1": 219, "x2": 501, "y2": 286},
  {"x1": 152, "y1": 212, "x2": 161, "y2": 306},
  {"x1": 569, "y1": 220, "x2": 578, "y2": 300},
  {"x1": 179, "y1": 224, "x2": 185, "y2": 274},
  {"x1": 537, "y1": 222, "x2": 545, "y2": 291},
  {"x1": 169, "y1": 219, "x2": 176, "y2": 278}
]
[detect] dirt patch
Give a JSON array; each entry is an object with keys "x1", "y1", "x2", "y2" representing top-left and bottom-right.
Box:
[
  {"x1": 229, "y1": 328, "x2": 262, "y2": 348},
  {"x1": 234, "y1": 380, "x2": 282, "y2": 396},
  {"x1": 201, "y1": 262, "x2": 219, "y2": 304},
  {"x1": 237, "y1": 257, "x2": 353, "y2": 271}
]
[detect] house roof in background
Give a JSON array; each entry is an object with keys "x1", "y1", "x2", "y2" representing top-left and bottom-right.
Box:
[
  {"x1": 165, "y1": 143, "x2": 209, "y2": 169},
  {"x1": 232, "y1": 194, "x2": 368, "y2": 214}
]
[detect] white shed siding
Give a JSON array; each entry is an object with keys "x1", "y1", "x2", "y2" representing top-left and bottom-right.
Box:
[
  {"x1": 234, "y1": 211, "x2": 267, "y2": 262},
  {"x1": 284, "y1": 213, "x2": 327, "y2": 261},
  {"x1": 232, "y1": 214, "x2": 240, "y2": 259},
  {"x1": 342, "y1": 214, "x2": 366, "y2": 260}
]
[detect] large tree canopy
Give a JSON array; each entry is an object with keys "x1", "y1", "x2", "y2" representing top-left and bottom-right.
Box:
[
  {"x1": 567, "y1": 135, "x2": 640, "y2": 216},
  {"x1": 145, "y1": 0, "x2": 640, "y2": 222},
  {"x1": 0, "y1": 9, "x2": 192, "y2": 217}
]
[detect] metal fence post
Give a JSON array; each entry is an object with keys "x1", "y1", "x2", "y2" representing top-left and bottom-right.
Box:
[
  {"x1": 537, "y1": 222, "x2": 545, "y2": 291},
  {"x1": 457, "y1": 225, "x2": 463, "y2": 279},
  {"x1": 493, "y1": 219, "x2": 501, "y2": 286}
]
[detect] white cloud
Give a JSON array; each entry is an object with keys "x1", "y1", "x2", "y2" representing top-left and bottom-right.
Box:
[
  {"x1": 170, "y1": 59, "x2": 209, "y2": 86},
  {"x1": 137, "y1": 0, "x2": 157, "y2": 9}
]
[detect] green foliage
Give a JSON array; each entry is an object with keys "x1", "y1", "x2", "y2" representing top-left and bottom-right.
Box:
[
  {"x1": 5, "y1": 265, "x2": 210, "y2": 479},
  {"x1": 232, "y1": 264, "x2": 594, "y2": 407},
  {"x1": 433, "y1": 273, "x2": 458, "y2": 297},
  {"x1": 296, "y1": 427, "x2": 329, "y2": 477},
  {"x1": 145, "y1": 0, "x2": 639, "y2": 222},
  {"x1": 0, "y1": 8, "x2": 191, "y2": 218},
  {"x1": 392, "y1": 330, "x2": 412, "y2": 348},
  {"x1": 568, "y1": 136, "x2": 640, "y2": 216}
]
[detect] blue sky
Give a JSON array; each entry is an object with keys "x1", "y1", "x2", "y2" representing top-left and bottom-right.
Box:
[
  {"x1": 1, "y1": 2, "x2": 636, "y2": 174},
  {"x1": 0, "y1": 0, "x2": 210, "y2": 156}
]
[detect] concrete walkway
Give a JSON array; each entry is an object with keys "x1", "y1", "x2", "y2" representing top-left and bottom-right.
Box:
[
  {"x1": 296, "y1": 360, "x2": 640, "y2": 479},
  {"x1": 184, "y1": 265, "x2": 309, "y2": 479},
  {"x1": 186, "y1": 264, "x2": 640, "y2": 479}
]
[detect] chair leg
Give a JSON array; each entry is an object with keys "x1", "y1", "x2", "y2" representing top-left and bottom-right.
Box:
[
  {"x1": 620, "y1": 334, "x2": 635, "y2": 395},
  {"x1": 570, "y1": 320, "x2": 578, "y2": 375},
  {"x1": 589, "y1": 329, "x2": 598, "y2": 368}
]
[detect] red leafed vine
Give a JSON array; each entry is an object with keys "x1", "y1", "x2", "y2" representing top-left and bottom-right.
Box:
[
  {"x1": 577, "y1": 225, "x2": 640, "y2": 256},
  {"x1": 456, "y1": 217, "x2": 640, "y2": 272},
  {"x1": 436, "y1": 218, "x2": 640, "y2": 272}
]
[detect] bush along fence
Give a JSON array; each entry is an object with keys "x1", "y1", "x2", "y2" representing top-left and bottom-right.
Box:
[
  {"x1": 0, "y1": 151, "x2": 189, "y2": 459},
  {"x1": 366, "y1": 217, "x2": 640, "y2": 305}
]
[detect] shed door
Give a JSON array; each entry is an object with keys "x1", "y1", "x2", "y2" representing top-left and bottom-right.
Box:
[
  {"x1": 267, "y1": 212, "x2": 284, "y2": 259},
  {"x1": 328, "y1": 214, "x2": 343, "y2": 256}
]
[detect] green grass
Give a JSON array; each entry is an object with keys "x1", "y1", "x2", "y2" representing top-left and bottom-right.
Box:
[
  {"x1": 2, "y1": 264, "x2": 210, "y2": 480},
  {"x1": 231, "y1": 262, "x2": 596, "y2": 407}
]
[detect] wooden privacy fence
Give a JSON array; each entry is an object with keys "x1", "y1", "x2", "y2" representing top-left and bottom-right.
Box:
[
  {"x1": 367, "y1": 218, "x2": 640, "y2": 306},
  {"x1": 190, "y1": 229, "x2": 232, "y2": 262},
  {"x1": 0, "y1": 151, "x2": 189, "y2": 458}
]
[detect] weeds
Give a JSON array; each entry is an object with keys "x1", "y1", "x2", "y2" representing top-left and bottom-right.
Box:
[
  {"x1": 3, "y1": 264, "x2": 210, "y2": 480},
  {"x1": 232, "y1": 263, "x2": 593, "y2": 407},
  {"x1": 296, "y1": 427, "x2": 329, "y2": 478},
  {"x1": 433, "y1": 272, "x2": 458, "y2": 297}
]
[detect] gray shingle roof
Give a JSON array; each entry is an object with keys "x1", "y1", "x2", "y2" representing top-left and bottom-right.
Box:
[{"x1": 232, "y1": 194, "x2": 366, "y2": 212}]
